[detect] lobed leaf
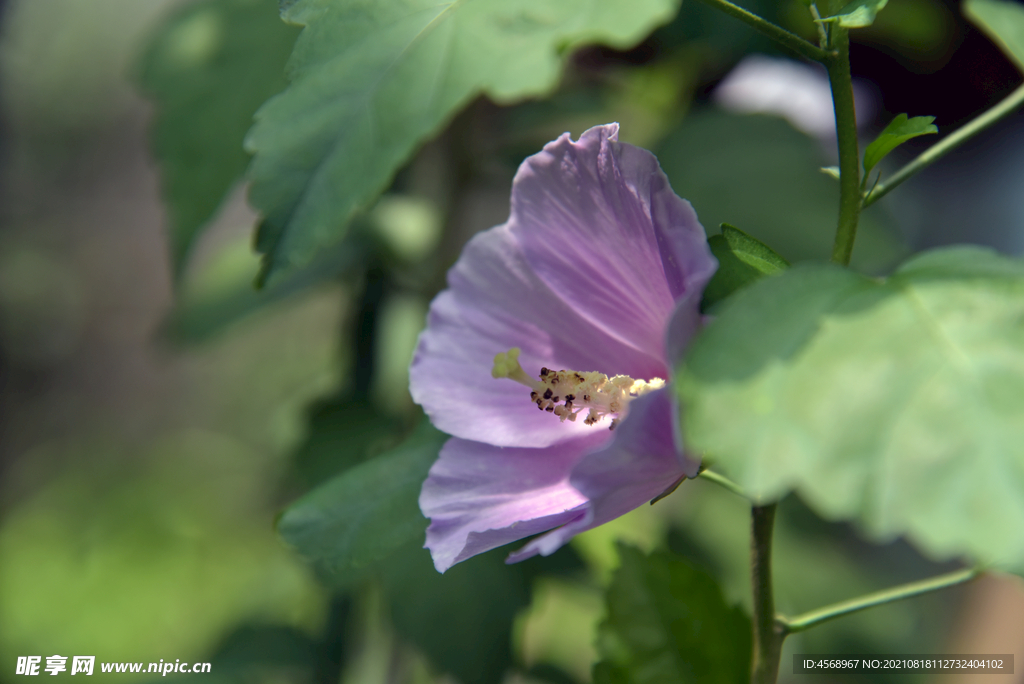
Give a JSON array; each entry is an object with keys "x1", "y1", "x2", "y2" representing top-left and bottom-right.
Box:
[
  {"x1": 676, "y1": 246, "x2": 1024, "y2": 574},
  {"x1": 862, "y1": 114, "x2": 938, "y2": 176},
  {"x1": 138, "y1": 0, "x2": 298, "y2": 278},
  {"x1": 593, "y1": 546, "x2": 751, "y2": 684},
  {"x1": 964, "y1": 0, "x2": 1024, "y2": 74},
  {"x1": 245, "y1": 0, "x2": 679, "y2": 284}
]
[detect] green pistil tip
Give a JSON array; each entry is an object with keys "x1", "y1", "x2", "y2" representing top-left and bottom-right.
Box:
[{"x1": 491, "y1": 347, "x2": 521, "y2": 379}]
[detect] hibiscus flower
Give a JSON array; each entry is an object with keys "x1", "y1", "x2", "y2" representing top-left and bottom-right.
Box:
[{"x1": 409, "y1": 124, "x2": 717, "y2": 572}]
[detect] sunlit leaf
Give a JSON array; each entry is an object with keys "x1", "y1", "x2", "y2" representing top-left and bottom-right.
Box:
[
  {"x1": 964, "y1": 0, "x2": 1024, "y2": 74},
  {"x1": 862, "y1": 114, "x2": 937, "y2": 176},
  {"x1": 138, "y1": 0, "x2": 298, "y2": 277},
  {"x1": 592, "y1": 546, "x2": 751, "y2": 684},
  {"x1": 245, "y1": 0, "x2": 680, "y2": 284},
  {"x1": 676, "y1": 247, "x2": 1024, "y2": 574},
  {"x1": 703, "y1": 223, "x2": 789, "y2": 310},
  {"x1": 822, "y1": 0, "x2": 890, "y2": 28}
]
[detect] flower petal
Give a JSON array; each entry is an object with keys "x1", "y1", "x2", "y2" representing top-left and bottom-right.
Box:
[
  {"x1": 420, "y1": 432, "x2": 609, "y2": 572},
  {"x1": 506, "y1": 388, "x2": 696, "y2": 563},
  {"x1": 665, "y1": 281, "x2": 708, "y2": 364},
  {"x1": 410, "y1": 215, "x2": 666, "y2": 448},
  {"x1": 410, "y1": 124, "x2": 715, "y2": 448},
  {"x1": 512, "y1": 124, "x2": 716, "y2": 364}
]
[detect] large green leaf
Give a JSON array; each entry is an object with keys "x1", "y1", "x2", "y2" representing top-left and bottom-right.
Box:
[
  {"x1": 676, "y1": 246, "x2": 1024, "y2": 573},
  {"x1": 245, "y1": 0, "x2": 679, "y2": 284},
  {"x1": 138, "y1": 0, "x2": 298, "y2": 277},
  {"x1": 657, "y1": 111, "x2": 905, "y2": 274},
  {"x1": 965, "y1": 0, "x2": 1024, "y2": 73},
  {"x1": 276, "y1": 421, "x2": 446, "y2": 578},
  {"x1": 592, "y1": 546, "x2": 751, "y2": 684}
]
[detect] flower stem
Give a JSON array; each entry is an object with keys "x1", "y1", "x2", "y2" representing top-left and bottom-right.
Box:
[
  {"x1": 825, "y1": 26, "x2": 862, "y2": 267},
  {"x1": 694, "y1": 0, "x2": 830, "y2": 63},
  {"x1": 353, "y1": 265, "x2": 388, "y2": 397},
  {"x1": 698, "y1": 468, "x2": 747, "y2": 497},
  {"x1": 864, "y1": 84, "x2": 1024, "y2": 207},
  {"x1": 782, "y1": 568, "x2": 980, "y2": 634},
  {"x1": 750, "y1": 504, "x2": 785, "y2": 684}
]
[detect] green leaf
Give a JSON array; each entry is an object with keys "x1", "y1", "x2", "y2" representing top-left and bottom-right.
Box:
[
  {"x1": 245, "y1": 0, "x2": 680, "y2": 284},
  {"x1": 276, "y1": 421, "x2": 446, "y2": 578},
  {"x1": 862, "y1": 114, "x2": 938, "y2": 176},
  {"x1": 657, "y1": 111, "x2": 905, "y2": 273},
  {"x1": 382, "y1": 544, "x2": 531, "y2": 684},
  {"x1": 822, "y1": 0, "x2": 890, "y2": 28},
  {"x1": 702, "y1": 224, "x2": 789, "y2": 310},
  {"x1": 964, "y1": 0, "x2": 1024, "y2": 74},
  {"x1": 593, "y1": 546, "x2": 751, "y2": 684},
  {"x1": 676, "y1": 246, "x2": 1024, "y2": 573},
  {"x1": 138, "y1": 0, "x2": 298, "y2": 277}
]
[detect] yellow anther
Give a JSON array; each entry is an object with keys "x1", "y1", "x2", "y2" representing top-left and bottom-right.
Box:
[{"x1": 492, "y1": 348, "x2": 664, "y2": 430}]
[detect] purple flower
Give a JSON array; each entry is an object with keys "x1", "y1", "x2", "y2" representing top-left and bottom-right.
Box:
[{"x1": 409, "y1": 124, "x2": 717, "y2": 572}]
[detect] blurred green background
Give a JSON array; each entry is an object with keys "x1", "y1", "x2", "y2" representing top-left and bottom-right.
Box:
[{"x1": 1, "y1": 0, "x2": 1023, "y2": 683}]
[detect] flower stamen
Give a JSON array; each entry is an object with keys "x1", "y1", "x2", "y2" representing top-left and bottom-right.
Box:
[{"x1": 492, "y1": 348, "x2": 665, "y2": 430}]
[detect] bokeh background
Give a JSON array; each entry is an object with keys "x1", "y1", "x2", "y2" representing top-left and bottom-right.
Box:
[{"x1": 0, "y1": 0, "x2": 1023, "y2": 682}]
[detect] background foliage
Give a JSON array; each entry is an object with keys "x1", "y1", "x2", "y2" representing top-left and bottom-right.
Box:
[{"x1": 2, "y1": 0, "x2": 1024, "y2": 682}]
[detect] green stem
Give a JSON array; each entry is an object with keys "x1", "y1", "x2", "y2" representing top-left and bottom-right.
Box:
[
  {"x1": 808, "y1": 4, "x2": 829, "y2": 49},
  {"x1": 750, "y1": 504, "x2": 785, "y2": 684},
  {"x1": 825, "y1": 26, "x2": 862, "y2": 266},
  {"x1": 783, "y1": 568, "x2": 980, "y2": 634},
  {"x1": 694, "y1": 0, "x2": 830, "y2": 63},
  {"x1": 864, "y1": 84, "x2": 1024, "y2": 207},
  {"x1": 698, "y1": 468, "x2": 747, "y2": 498}
]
